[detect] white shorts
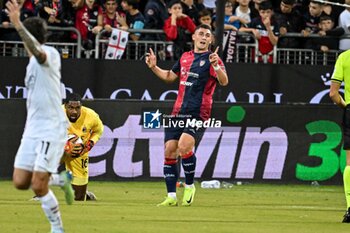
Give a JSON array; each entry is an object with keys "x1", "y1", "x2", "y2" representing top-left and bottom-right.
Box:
[{"x1": 14, "y1": 138, "x2": 66, "y2": 173}]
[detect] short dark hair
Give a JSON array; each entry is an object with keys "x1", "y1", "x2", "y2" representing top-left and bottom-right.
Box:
[
  {"x1": 259, "y1": 0, "x2": 273, "y2": 10},
  {"x1": 198, "y1": 9, "x2": 212, "y2": 18},
  {"x1": 65, "y1": 93, "x2": 82, "y2": 104},
  {"x1": 22, "y1": 17, "x2": 48, "y2": 44},
  {"x1": 194, "y1": 24, "x2": 213, "y2": 33},
  {"x1": 123, "y1": 0, "x2": 139, "y2": 9},
  {"x1": 281, "y1": 0, "x2": 295, "y2": 5},
  {"x1": 310, "y1": 0, "x2": 324, "y2": 5},
  {"x1": 320, "y1": 15, "x2": 334, "y2": 22},
  {"x1": 167, "y1": 0, "x2": 181, "y2": 8}
]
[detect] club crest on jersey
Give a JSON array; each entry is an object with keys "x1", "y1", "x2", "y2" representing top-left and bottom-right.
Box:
[
  {"x1": 82, "y1": 126, "x2": 87, "y2": 133},
  {"x1": 200, "y1": 60, "x2": 206, "y2": 66}
]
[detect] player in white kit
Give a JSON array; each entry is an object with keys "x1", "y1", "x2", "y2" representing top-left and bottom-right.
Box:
[{"x1": 6, "y1": 0, "x2": 73, "y2": 232}]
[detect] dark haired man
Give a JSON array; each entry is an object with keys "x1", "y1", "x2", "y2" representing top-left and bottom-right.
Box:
[
  {"x1": 60, "y1": 93, "x2": 104, "y2": 201},
  {"x1": 240, "y1": 0, "x2": 280, "y2": 63},
  {"x1": 145, "y1": 24, "x2": 228, "y2": 207},
  {"x1": 121, "y1": 0, "x2": 145, "y2": 41},
  {"x1": 274, "y1": 0, "x2": 305, "y2": 48},
  {"x1": 39, "y1": 93, "x2": 103, "y2": 201},
  {"x1": 7, "y1": 0, "x2": 73, "y2": 232}
]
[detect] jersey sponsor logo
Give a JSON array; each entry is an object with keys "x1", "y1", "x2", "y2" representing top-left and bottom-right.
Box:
[
  {"x1": 180, "y1": 80, "x2": 193, "y2": 86},
  {"x1": 180, "y1": 67, "x2": 199, "y2": 79},
  {"x1": 188, "y1": 72, "x2": 199, "y2": 78}
]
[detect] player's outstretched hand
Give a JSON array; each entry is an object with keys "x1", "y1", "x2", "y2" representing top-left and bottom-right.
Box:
[
  {"x1": 209, "y1": 47, "x2": 219, "y2": 67},
  {"x1": 145, "y1": 48, "x2": 157, "y2": 69},
  {"x1": 6, "y1": 0, "x2": 21, "y2": 29}
]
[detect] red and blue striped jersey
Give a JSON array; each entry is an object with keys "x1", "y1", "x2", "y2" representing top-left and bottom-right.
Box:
[{"x1": 171, "y1": 50, "x2": 226, "y2": 121}]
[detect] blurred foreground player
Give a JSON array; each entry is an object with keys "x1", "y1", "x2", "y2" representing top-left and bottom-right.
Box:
[
  {"x1": 8, "y1": 0, "x2": 73, "y2": 232},
  {"x1": 329, "y1": 49, "x2": 350, "y2": 223},
  {"x1": 145, "y1": 24, "x2": 228, "y2": 206}
]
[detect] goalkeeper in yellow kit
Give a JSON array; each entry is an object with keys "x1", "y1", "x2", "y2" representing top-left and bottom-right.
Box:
[{"x1": 62, "y1": 93, "x2": 104, "y2": 201}]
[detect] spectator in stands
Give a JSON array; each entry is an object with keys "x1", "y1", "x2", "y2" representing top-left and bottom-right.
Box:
[
  {"x1": 197, "y1": 8, "x2": 212, "y2": 27},
  {"x1": 234, "y1": 0, "x2": 254, "y2": 27},
  {"x1": 143, "y1": 0, "x2": 168, "y2": 40},
  {"x1": 180, "y1": 0, "x2": 200, "y2": 23},
  {"x1": 338, "y1": 0, "x2": 350, "y2": 51},
  {"x1": 100, "y1": 0, "x2": 126, "y2": 36},
  {"x1": 121, "y1": 0, "x2": 145, "y2": 41},
  {"x1": 234, "y1": 0, "x2": 258, "y2": 43},
  {"x1": 304, "y1": 15, "x2": 341, "y2": 52},
  {"x1": 274, "y1": 0, "x2": 304, "y2": 48},
  {"x1": 239, "y1": 0, "x2": 279, "y2": 63},
  {"x1": 222, "y1": 0, "x2": 249, "y2": 30},
  {"x1": 302, "y1": 0, "x2": 325, "y2": 36},
  {"x1": 34, "y1": 0, "x2": 60, "y2": 22},
  {"x1": 0, "y1": 0, "x2": 34, "y2": 41},
  {"x1": 163, "y1": 0, "x2": 196, "y2": 59},
  {"x1": 34, "y1": 0, "x2": 71, "y2": 41},
  {"x1": 73, "y1": 0, "x2": 103, "y2": 50}
]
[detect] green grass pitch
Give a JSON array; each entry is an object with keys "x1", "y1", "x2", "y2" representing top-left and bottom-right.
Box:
[{"x1": 0, "y1": 181, "x2": 349, "y2": 233}]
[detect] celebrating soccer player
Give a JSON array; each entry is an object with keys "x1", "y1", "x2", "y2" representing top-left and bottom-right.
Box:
[{"x1": 145, "y1": 24, "x2": 228, "y2": 206}]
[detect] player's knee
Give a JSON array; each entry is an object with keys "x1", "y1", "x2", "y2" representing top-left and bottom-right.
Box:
[
  {"x1": 164, "y1": 147, "x2": 177, "y2": 159},
  {"x1": 178, "y1": 144, "x2": 192, "y2": 157},
  {"x1": 12, "y1": 174, "x2": 30, "y2": 190},
  {"x1": 31, "y1": 180, "x2": 48, "y2": 196},
  {"x1": 13, "y1": 179, "x2": 30, "y2": 190}
]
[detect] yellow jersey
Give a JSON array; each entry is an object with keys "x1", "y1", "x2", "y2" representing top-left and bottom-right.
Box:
[{"x1": 62, "y1": 106, "x2": 104, "y2": 185}]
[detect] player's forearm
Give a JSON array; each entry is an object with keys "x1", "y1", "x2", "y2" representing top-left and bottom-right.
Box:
[
  {"x1": 15, "y1": 22, "x2": 46, "y2": 64},
  {"x1": 330, "y1": 92, "x2": 346, "y2": 108},
  {"x1": 150, "y1": 66, "x2": 175, "y2": 83},
  {"x1": 330, "y1": 82, "x2": 346, "y2": 108},
  {"x1": 215, "y1": 69, "x2": 228, "y2": 86}
]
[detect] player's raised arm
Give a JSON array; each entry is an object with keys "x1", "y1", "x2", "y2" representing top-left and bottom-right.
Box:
[
  {"x1": 6, "y1": 0, "x2": 46, "y2": 64},
  {"x1": 145, "y1": 48, "x2": 178, "y2": 83},
  {"x1": 209, "y1": 47, "x2": 228, "y2": 86}
]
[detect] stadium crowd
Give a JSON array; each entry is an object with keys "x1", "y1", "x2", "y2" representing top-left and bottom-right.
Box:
[{"x1": 0, "y1": 0, "x2": 349, "y2": 58}]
